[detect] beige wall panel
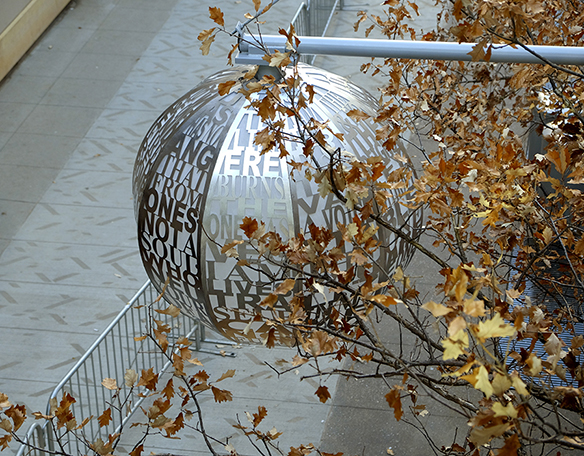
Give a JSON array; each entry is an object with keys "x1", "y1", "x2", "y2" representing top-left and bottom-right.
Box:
[
  {"x1": 0, "y1": 0, "x2": 33, "y2": 33},
  {"x1": 0, "y1": 0, "x2": 71, "y2": 82}
]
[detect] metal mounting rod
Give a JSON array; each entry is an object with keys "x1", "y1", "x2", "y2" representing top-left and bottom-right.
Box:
[{"x1": 236, "y1": 34, "x2": 584, "y2": 66}]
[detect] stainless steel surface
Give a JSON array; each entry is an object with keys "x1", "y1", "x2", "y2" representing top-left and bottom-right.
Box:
[{"x1": 133, "y1": 64, "x2": 420, "y2": 343}]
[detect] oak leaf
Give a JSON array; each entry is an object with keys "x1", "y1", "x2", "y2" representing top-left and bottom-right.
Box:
[
  {"x1": 211, "y1": 386, "x2": 233, "y2": 403},
  {"x1": 315, "y1": 386, "x2": 331, "y2": 403},
  {"x1": 101, "y1": 378, "x2": 117, "y2": 390},
  {"x1": 162, "y1": 413, "x2": 185, "y2": 436},
  {"x1": 54, "y1": 394, "x2": 75, "y2": 429},
  {"x1": 98, "y1": 408, "x2": 112, "y2": 428},
  {"x1": 240, "y1": 217, "x2": 259, "y2": 238},
  {"x1": 155, "y1": 304, "x2": 180, "y2": 318},
  {"x1": 306, "y1": 330, "x2": 337, "y2": 356},
  {"x1": 0, "y1": 393, "x2": 11, "y2": 409},
  {"x1": 124, "y1": 369, "x2": 138, "y2": 387},
  {"x1": 137, "y1": 368, "x2": 158, "y2": 391},
  {"x1": 221, "y1": 240, "x2": 244, "y2": 257},
  {"x1": 198, "y1": 32, "x2": 216, "y2": 56},
  {"x1": 209, "y1": 7, "x2": 224, "y2": 26},
  {"x1": 347, "y1": 109, "x2": 371, "y2": 121},
  {"x1": 274, "y1": 278, "x2": 295, "y2": 295},
  {"x1": 262, "y1": 51, "x2": 291, "y2": 68},
  {"x1": 91, "y1": 438, "x2": 113, "y2": 456},
  {"x1": 252, "y1": 406, "x2": 267, "y2": 426},
  {"x1": 130, "y1": 444, "x2": 144, "y2": 456},
  {"x1": 32, "y1": 412, "x2": 53, "y2": 420},
  {"x1": 0, "y1": 419, "x2": 12, "y2": 433},
  {"x1": 216, "y1": 369, "x2": 236, "y2": 382},
  {"x1": 0, "y1": 435, "x2": 12, "y2": 451},
  {"x1": 194, "y1": 370, "x2": 210, "y2": 383},
  {"x1": 197, "y1": 28, "x2": 215, "y2": 42},
  {"x1": 218, "y1": 80, "x2": 237, "y2": 96},
  {"x1": 547, "y1": 147, "x2": 571, "y2": 174},
  {"x1": 541, "y1": 226, "x2": 554, "y2": 245},
  {"x1": 261, "y1": 293, "x2": 278, "y2": 308},
  {"x1": 162, "y1": 378, "x2": 174, "y2": 400},
  {"x1": 467, "y1": 40, "x2": 487, "y2": 61},
  {"x1": 77, "y1": 416, "x2": 92, "y2": 430},
  {"x1": 385, "y1": 388, "x2": 403, "y2": 421},
  {"x1": 151, "y1": 415, "x2": 170, "y2": 428},
  {"x1": 267, "y1": 426, "x2": 283, "y2": 439},
  {"x1": 292, "y1": 355, "x2": 309, "y2": 366},
  {"x1": 350, "y1": 249, "x2": 369, "y2": 265},
  {"x1": 264, "y1": 327, "x2": 277, "y2": 348}
]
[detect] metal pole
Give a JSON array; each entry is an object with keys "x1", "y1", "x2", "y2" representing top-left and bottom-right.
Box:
[{"x1": 236, "y1": 34, "x2": 584, "y2": 66}]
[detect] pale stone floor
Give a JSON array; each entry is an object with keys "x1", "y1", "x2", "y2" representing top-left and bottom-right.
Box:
[{"x1": 0, "y1": 0, "x2": 463, "y2": 454}]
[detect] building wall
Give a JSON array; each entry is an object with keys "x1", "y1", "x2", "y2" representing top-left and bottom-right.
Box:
[
  {"x1": 0, "y1": 0, "x2": 70, "y2": 81},
  {"x1": 0, "y1": 0, "x2": 33, "y2": 34}
]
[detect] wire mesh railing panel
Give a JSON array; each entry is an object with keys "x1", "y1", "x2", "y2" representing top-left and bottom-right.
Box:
[
  {"x1": 16, "y1": 281, "x2": 201, "y2": 456},
  {"x1": 15, "y1": 423, "x2": 45, "y2": 456},
  {"x1": 291, "y1": 2, "x2": 309, "y2": 35},
  {"x1": 310, "y1": 0, "x2": 339, "y2": 36},
  {"x1": 290, "y1": 0, "x2": 341, "y2": 64}
]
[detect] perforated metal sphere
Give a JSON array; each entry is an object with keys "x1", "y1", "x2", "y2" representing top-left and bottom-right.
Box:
[{"x1": 133, "y1": 64, "x2": 419, "y2": 343}]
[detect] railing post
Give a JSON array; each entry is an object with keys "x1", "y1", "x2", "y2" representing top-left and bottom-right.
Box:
[{"x1": 306, "y1": 0, "x2": 313, "y2": 36}]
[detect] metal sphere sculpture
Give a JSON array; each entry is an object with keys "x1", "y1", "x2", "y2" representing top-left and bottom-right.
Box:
[{"x1": 133, "y1": 63, "x2": 419, "y2": 343}]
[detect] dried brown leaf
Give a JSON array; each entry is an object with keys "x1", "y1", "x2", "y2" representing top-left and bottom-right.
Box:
[
  {"x1": 216, "y1": 369, "x2": 236, "y2": 382},
  {"x1": 209, "y1": 7, "x2": 224, "y2": 26},
  {"x1": 98, "y1": 408, "x2": 112, "y2": 428},
  {"x1": 211, "y1": 386, "x2": 233, "y2": 403}
]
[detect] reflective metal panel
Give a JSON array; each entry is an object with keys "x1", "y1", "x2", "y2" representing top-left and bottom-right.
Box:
[{"x1": 133, "y1": 64, "x2": 420, "y2": 342}]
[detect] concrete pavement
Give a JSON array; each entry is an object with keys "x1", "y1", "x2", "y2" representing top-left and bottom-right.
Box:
[{"x1": 0, "y1": 0, "x2": 458, "y2": 454}]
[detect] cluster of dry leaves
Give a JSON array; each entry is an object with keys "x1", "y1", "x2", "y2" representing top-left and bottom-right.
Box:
[
  {"x1": 199, "y1": 0, "x2": 584, "y2": 454},
  {"x1": 3, "y1": 0, "x2": 584, "y2": 455}
]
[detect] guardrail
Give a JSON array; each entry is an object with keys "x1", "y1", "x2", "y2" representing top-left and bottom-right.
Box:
[
  {"x1": 16, "y1": 281, "x2": 203, "y2": 456},
  {"x1": 290, "y1": 0, "x2": 342, "y2": 64},
  {"x1": 15, "y1": 2, "x2": 344, "y2": 454}
]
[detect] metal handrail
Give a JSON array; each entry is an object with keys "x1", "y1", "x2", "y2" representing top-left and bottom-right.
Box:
[{"x1": 237, "y1": 34, "x2": 584, "y2": 66}]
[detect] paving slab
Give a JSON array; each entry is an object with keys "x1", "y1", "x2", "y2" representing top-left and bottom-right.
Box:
[{"x1": 0, "y1": 102, "x2": 36, "y2": 133}]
